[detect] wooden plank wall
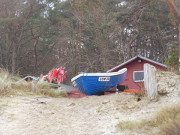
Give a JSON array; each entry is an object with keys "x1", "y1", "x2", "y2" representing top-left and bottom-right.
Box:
[{"x1": 144, "y1": 64, "x2": 158, "y2": 100}]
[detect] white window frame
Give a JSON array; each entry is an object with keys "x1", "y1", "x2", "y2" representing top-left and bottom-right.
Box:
[{"x1": 133, "y1": 71, "x2": 144, "y2": 82}]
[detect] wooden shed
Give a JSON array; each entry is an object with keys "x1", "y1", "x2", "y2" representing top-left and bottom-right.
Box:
[{"x1": 107, "y1": 55, "x2": 167, "y2": 91}]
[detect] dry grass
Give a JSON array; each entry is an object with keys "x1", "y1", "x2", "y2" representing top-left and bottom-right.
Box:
[
  {"x1": 11, "y1": 81, "x2": 68, "y2": 97},
  {"x1": 116, "y1": 102, "x2": 180, "y2": 134},
  {"x1": 0, "y1": 68, "x2": 67, "y2": 97},
  {"x1": 153, "y1": 103, "x2": 180, "y2": 126},
  {"x1": 134, "y1": 91, "x2": 145, "y2": 102},
  {"x1": 160, "y1": 120, "x2": 180, "y2": 135},
  {"x1": 35, "y1": 83, "x2": 68, "y2": 97},
  {"x1": 116, "y1": 120, "x2": 142, "y2": 131},
  {"x1": 0, "y1": 69, "x2": 13, "y2": 96}
]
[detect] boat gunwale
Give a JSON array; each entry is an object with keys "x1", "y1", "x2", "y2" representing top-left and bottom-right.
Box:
[{"x1": 71, "y1": 68, "x2": 127, "y2": 82}]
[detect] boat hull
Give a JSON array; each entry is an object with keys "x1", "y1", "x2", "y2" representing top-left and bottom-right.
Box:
[{"x1": 71, "y1": 68, "x2": 127, "y2": 95}]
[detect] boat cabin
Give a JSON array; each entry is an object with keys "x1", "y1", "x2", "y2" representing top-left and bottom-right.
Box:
[{"x1": 107, "y1": 55, "x2": 167, "y2": 91}]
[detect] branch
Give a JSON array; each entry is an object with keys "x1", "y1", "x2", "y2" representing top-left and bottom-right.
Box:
[
  {"x1": 128, "y1": 34, "x2": 139, "y2": 49},
  {"x1": 25, "y1": 4, "x2": 33, "y2": 19},
  {"x1": 166, "y1": 0, "x2": 180, "y2": 22}
]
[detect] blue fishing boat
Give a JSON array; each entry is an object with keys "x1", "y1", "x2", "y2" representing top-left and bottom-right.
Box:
[{"x1": 71, "y1": 68, "x2": 127, "y2": 95}]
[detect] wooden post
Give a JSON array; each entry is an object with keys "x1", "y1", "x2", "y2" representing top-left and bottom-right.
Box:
[
  {"x1": 144, "y1": 64, "x2": 158, "y2": 100},
  {"x1": 31, "y1": 80, "x2": 37, "y2": 91}
]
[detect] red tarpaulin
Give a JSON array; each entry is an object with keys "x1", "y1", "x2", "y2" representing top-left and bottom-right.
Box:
[{"x1": 41, "y1": 67, "x2": 66, "y2": 83}]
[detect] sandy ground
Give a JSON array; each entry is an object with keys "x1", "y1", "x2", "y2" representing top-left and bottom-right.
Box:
[
  {"x1": 0, "y1": 93, "x2": 180, "y2": 135},
  {"x1": 0, "y1": 71, "x2": 179, "y2": 135}
]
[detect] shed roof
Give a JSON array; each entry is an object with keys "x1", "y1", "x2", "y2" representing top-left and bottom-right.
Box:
[{"x1": 107, "y1": 55, "x2": 167, "y2": 72}]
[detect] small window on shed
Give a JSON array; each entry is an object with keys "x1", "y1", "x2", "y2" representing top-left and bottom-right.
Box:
[{"x1": 133, "y1": 71, "x2": 144, "y2": 82}]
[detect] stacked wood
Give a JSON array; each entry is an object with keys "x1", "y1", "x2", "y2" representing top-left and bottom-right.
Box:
[{"x1": 144, "y1": 64, "x2": 158, "y2": 100}]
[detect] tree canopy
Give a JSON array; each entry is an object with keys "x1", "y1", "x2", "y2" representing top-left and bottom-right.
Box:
[{"x1": 0, "y1": 0, "x2": 179, "y2": 83}]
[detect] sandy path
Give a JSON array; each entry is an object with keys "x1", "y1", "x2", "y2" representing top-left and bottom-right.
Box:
[
  {"x1": 0, "y1": 93, "x2": 180, "y2": 135},
  {"x1": 0, "y1": 95, "x2": 119, "y2": 135}
]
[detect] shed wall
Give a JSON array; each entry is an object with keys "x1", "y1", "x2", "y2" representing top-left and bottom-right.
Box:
[{"x1": 111, "y1": 58, "x2": 166, "y2": 90}]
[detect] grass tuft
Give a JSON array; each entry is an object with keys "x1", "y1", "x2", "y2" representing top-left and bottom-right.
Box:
[
  {"x1": 116, "y1": 120, "x2": 142, "y2": 131},
  {"x1": 0, "y1": 69, "x2": 13, "y2": 96},
  {"x1": 36, "y1": 83, "x2": 68, "y2": 97},
  {"x1": 116, "y1": 102, "x2": 180, "y2": 133},
  {"x1": 0, "y1": 68, "x2": 67, "y2": 97},
  {"x1": 159, "y1": 120, "x2": 180, "y2": 135}
]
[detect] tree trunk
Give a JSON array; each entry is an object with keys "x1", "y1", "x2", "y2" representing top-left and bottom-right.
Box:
[
  {"x1": 33, "y1": 38, "x2": 39, "y2": 74},
  {"x1": 165, "y1": 0, "x2": 180, "y2": 70},
  {"x1": 77, "y1": 19, "x2": 82, "y2": 72},
  {"x1": 12, "y1": 44, "x2": 17, "y2": 76},
  {"x1": 127, "y1": 35, "x2": 138, "y2": 59},
  {"x1": 166, "y1": 0, "x2": 180, "y2": 21},
  {"x1": 178, "y1": 22, "x2": 180, "y2": 71},
  {"x1": 0, "y1": 42, "x2": 2, "y2": 68}
]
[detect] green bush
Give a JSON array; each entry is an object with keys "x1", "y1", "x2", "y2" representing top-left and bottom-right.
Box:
[{"x1": 165, "y1": 43, "x2": 179, "y2": 71}]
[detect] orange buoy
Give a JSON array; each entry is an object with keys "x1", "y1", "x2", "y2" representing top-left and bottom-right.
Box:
[{"x1": 124, "y1": 89, "x2": 142, "y2": 93}]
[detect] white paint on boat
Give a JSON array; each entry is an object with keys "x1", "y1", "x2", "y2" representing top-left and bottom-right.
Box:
[{"x1": 71, "y1": 68, "x2": 127, "y2": 82}]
